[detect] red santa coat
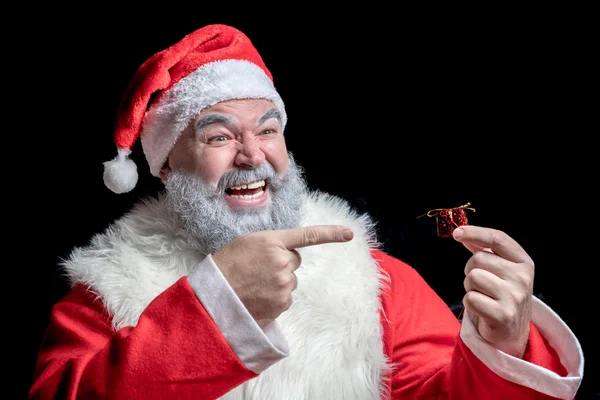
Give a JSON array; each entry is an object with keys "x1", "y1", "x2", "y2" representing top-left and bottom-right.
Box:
[{"x1": 29, "y1": 192, "x2": 583, "y2": 399}]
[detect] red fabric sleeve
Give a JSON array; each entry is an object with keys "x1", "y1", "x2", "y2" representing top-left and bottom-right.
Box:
[
  {"x1": 29, "y1": 277, "x2": 257, "y2": 400},
  {"x1": 373, "y1": 250, "x2": 569, "y2": 400},
  {"x1": 523, "y1": 323, "x2": 568, "y2": 377}
]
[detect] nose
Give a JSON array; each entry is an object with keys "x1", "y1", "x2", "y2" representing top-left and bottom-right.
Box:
[{"x1": 234, "y1": 136, "x2": 265, "y2": 169}]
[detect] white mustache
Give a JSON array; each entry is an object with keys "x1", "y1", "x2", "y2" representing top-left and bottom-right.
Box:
[{"x1": 217, "y1": 162, "x2": 276, "y2": 194}]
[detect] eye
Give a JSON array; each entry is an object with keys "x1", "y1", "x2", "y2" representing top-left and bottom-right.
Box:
[
  {"x1": 260, "y1": 129, "x2": 276, "y2": 135},
  {"x1": 207, "y1": 135, "x2": 229, "y2": 143}
]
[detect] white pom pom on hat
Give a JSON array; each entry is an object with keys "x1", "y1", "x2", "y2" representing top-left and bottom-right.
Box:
[
  {"x1": 103, "y1": 148, "x2": 138, "y2": 194},
  {"x1": 101, "y1": 24, "x2": 286, "y2": 194}
]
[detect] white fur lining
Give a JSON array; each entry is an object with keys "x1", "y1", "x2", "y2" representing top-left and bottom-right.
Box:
[
  {"x1": 460, "y1": 296, "x2": 584, "y2": 399},
  {"x1": 62, "y1": 191, "x2": 391, "y2": 399},
  {"x1": 140, "y1": 59, "x2": 287, "y2": 177},
  {"x1": 187, "y1": 254, "x2": 289, "y2": 373}
]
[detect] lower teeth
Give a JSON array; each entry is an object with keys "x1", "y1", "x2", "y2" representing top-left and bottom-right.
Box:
[{"x1": 230, "y1": 191, "x2": 263, "y2": 199}]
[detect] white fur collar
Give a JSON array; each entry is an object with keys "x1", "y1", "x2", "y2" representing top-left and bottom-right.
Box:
[{"x1": 62, "y1": 190, "x2": 391, "y2": 399}]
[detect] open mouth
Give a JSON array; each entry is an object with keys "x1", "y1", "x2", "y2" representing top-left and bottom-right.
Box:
[{"x1": 225, "y1": 179, "x2": 268, "y2": 199}]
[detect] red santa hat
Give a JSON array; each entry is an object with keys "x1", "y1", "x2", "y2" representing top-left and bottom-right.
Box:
[{"x1": 102, "y1": 24, "x2": 287, "y2": 193}]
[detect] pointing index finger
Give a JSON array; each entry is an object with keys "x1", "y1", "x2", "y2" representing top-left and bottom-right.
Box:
[
  {"x1": 453, "y1": 225, "x2": 530, "y2": 263},
  {"x1": 277, "y1": 225, "x2": 354, "y2": 249}
]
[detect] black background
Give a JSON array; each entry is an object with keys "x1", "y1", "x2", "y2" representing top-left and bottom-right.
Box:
[{"x1": 13, "y1": 6, "x2": 596, "y2": 399}]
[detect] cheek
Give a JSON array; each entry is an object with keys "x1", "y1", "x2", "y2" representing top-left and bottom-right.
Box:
[
  {"x1": 170, "y1": 142, "x2": 235, "y2": 187},
  {"x1": 196, "y1": 151, "x2": 236, "y2": 185},
  {"x1": 262, "y1": 139, "x2": 289, "y2": 174}
]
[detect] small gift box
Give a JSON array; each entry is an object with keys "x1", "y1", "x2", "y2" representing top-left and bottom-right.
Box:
[{"x1": 418, "y1": 202, "x2": 476, "y2": 237}]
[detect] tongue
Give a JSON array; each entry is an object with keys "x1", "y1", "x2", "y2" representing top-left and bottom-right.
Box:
[{"x1": 231, "y1": 187, "x2": 261, "y2": 196}]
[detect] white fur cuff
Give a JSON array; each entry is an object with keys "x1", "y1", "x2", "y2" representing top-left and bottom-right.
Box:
[
  {"x1": 460, "y1": 296, "x2": 584, "y2": 399},
  {"x1": 187, "y1": 254, "x2": 290, "y2": 373}
]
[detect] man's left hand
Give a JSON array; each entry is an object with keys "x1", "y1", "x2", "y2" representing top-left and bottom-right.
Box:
[{"x1": 453, "y1": 225, "x2": 534, "y2": 359}]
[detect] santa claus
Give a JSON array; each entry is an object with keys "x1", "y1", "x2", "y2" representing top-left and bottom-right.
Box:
[{"x1": 29, "y1": 24, "x2": 583, "y2": 399}]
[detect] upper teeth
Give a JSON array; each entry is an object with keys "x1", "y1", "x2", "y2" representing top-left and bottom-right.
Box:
[{"x1": 229, "y1": 180, "x2": 266, "y2": 190}]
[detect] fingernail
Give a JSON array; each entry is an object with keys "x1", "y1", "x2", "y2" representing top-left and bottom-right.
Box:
[
  {"x1": 453, "y1": 228, "x2": 464, "y2": 239},
  {"x1": 343, "y1": 228, "x2": 354, "y2": 241}
]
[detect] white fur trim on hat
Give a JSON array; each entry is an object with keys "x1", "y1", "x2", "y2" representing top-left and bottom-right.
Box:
[{"x1": 140, "y1": 59, "x2": 287, "y2": 177}]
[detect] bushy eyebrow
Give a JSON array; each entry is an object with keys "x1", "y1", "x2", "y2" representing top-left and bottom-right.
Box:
[
  {"x1": 194, "y1": 114, "x2": 238, "y2": 135},
  {"x1": 193, "y1": 109, "x2": 281, "y2": 137},
  {"x1": 257, "y1": 109, "x2": 281, "y2": 127}
]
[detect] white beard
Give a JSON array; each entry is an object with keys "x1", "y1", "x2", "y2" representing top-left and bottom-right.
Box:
[{"x1": 164, "y1": 153, "x2": 308, "y2": 255}]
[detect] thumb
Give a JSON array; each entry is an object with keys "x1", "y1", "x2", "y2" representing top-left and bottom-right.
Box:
[{"x1": 453, "y1": 228, "x2": 493, "y2": 254}]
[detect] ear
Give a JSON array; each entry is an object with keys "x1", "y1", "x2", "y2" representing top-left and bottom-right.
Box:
[{"x1": 159, "y1": 159, "x2": 172, "y2": 185}]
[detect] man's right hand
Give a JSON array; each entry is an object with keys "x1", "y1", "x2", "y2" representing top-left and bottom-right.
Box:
[{"x1": 212, "y1": 225, "x2": 354, "y2": 325}]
